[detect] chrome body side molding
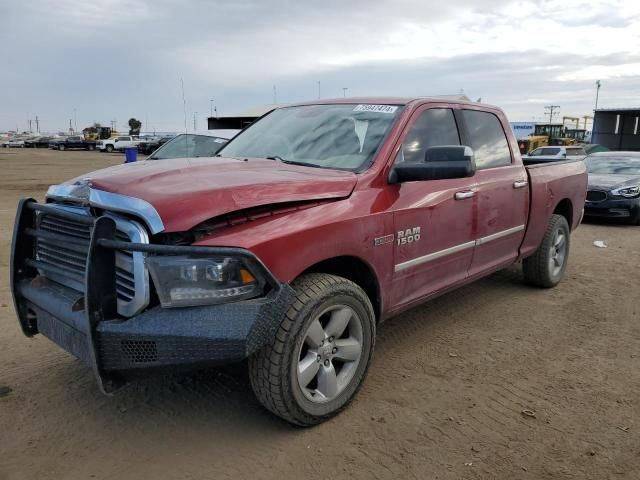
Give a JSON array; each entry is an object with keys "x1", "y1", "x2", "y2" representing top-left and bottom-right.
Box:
[{"x1": 395, "y1": 224, "x2": 526, "y2": 272}]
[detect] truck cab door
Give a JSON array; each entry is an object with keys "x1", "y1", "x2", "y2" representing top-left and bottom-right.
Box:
[
  {"x1": 458, "y1": 109, "x2": 528, "y2": 276},
  {"x1": 388, "y1": 106, "x2": 477, "y2": 309}
]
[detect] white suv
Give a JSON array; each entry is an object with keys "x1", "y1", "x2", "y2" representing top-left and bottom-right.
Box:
[
  {"x1": 523, "y1": 146, "x2": 587, "y2": 162},
  {"x1": 96, "y1": 136, "x2": 142, "y2": 153}
]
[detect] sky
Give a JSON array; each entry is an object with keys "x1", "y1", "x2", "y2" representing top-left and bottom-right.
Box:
[{"x1": 1, "y1": 0, "x2": 639, "y2": 133}]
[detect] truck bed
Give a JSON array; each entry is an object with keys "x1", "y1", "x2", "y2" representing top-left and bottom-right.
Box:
[{"x1": 519, "y1": 159, "x2": 588, "y2": 259}]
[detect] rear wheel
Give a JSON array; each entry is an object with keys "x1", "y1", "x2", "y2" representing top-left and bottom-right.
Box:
[
  {"x1": 249, "y1": 273, "x2": 375, "y2": 426},
  {"x1": 58, "y1": 144, "x2": 65, "y2": 151},
  {"x1": 523, "y1": 214, "x2": 570, "y2": 288},
  {"x1": 105, "y1": 144, "x2": 114, "y2": 153}
]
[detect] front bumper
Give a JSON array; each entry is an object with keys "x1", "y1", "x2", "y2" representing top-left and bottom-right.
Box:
[
  {"x1": 11, "y1": 199, "x2": 295, "y2": 393},
  {"x1": 584, "y1": 197, "x2": 640, "y2": 220}
]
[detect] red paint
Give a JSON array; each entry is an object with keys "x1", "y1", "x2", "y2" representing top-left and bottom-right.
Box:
[{"x1": 76, "y1": 97, "x2": 587, "y2": 320}]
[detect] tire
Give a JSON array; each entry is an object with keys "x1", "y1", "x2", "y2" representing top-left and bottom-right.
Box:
[
  {"x1": 105, "y1": 144, "x2": 114, "y2": 153},
  {"x1": 249, "y1": 273, "x2": 376, "y2": 426},
  {"x1": 87, "y1": 144, "x2": 95, "y2": 151},
  {"x1": 523, "y1": 214, "x2": 570, "y2": 288},
  {"x1": 58, "y1": 144, "x2": 65, "y2": 151}
]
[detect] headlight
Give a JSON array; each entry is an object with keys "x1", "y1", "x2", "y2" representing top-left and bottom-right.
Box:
[
  {"x1": 611, "y1": 185, "x2": 640, "y2": 198},
  {"x1": 146, "y1": 255, "x2": 264, "y2": 308}
]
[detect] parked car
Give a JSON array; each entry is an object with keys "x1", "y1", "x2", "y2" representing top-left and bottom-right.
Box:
[
  {"x1": 583, "y1": 151, "x2": 640, "y2": 224},
  {"x1": 138, "y1": 135, "x2": 175, "y2": 155},
  {"x1": 522, "y1": 145, "x2": 587, "y2": 162},
  {"x1": 24, "y1": 136, "x2": 53, "y2": 148},
  {"x1": 50, "y1": 136, "x2": 96, "y2": 151},
  {"x1": 10, "y1": 97, "x2": 587, "y2": 426},
  {"x1": 147, "y1": 131, "x2": 237, "y2": 160},
  {"x1": 96, "y1": 135, "x2": 142, "y2": 153},
  {"x1": 3, "y1": 138, "x2": 26, "y2": 148}
]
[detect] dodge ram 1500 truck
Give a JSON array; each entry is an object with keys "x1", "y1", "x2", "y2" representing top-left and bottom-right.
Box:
[{"x1": 11, "y1": 97, "x2": 587, "y2": 426}]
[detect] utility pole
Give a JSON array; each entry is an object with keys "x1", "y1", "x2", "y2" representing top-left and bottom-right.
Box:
[
  {"x1": 273, "y1": 85, "x2": 277, "y2": 105},
  {"x1": 318, "y1": 81, "x2": 321, "y2": 99},
  {"x1": 210, "y1": 99, "x2": 214, "y2": 117},
  {"x1": 544, "y1": 105, "x2": 560, "y2": 144},
  {"x1": 193, "y1": 112, "x2": 197, "y2": 131},
  {"x1": 69, "y1": 119, "x2": 73, "y2": 134},
  {"x1": 342, "y1": 87, "x2": 348, "y2": 97},
  {"x1": 73, "y1": 109, "x2": 77, "y2": 132},
  {"x1": 35, "y1": 116, "x2": 39, "y2": 133},
  {"x1": 594, "y1": 80, "x2": 601, "y2": 111}
]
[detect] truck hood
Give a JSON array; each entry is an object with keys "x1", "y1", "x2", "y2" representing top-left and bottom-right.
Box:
[
  {"x1": 588, "y1": 173, "x2": 640, "y2": 190},
  {"x1": 67, "y1": 157, "x2": 358, "y2": 232}
]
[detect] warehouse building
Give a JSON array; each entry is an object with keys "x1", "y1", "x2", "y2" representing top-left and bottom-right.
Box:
[{"x1": 592, "y1": 108, "x2": 640, "y2": 151}]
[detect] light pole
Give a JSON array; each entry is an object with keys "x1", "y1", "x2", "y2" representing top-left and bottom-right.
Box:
[
  {"x1": 210, "y1": 99, "x2": 214, "y2": 117},
  {"x1": 594, "y1": 80, "x2": 601, "y2": 111},
  {"x1": 342, "y1": 87, "x2": 348, "y2": 97}
]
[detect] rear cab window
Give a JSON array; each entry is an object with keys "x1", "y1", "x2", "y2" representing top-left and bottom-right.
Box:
[{"x1": 461, "y1": 110, "x2": 512, "y2": 169}]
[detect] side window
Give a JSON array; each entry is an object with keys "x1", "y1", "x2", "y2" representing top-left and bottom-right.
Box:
[
  {"x1": 396, "y1": 108, "x2": 460, "y2": 164},
  {"x1": 462, "y1": 110, "x2": 512, "y2": 169}
]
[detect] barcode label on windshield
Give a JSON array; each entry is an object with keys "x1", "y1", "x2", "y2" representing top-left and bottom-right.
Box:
[{"x1": 353, "y1": 104, "x2": 398, "y2": 114}]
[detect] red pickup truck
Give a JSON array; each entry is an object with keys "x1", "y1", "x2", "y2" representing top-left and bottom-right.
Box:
[{"x1": 11, "y1": 97, "x2": 587, "y2": 426}]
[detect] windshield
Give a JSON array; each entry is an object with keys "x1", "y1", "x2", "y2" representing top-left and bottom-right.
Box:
[
  {"x1": 586, "y1": 157, "x2": 640, "y2": 175},
  {"x1": 217, "y1": 104, "x2": 402, "y2": 171},
  {"x1": 150, "y1": 134, "x2": 228, "y2": 160}
]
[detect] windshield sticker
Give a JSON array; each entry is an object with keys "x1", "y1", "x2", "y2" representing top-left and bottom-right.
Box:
[{"x1": 353, "y1": 104, "x2": 398, "y2": 114}]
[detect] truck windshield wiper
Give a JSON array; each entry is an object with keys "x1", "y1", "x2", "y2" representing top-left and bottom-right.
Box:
[{"x1": 265, "y1": 156, "x2": 323, "y2": 169}]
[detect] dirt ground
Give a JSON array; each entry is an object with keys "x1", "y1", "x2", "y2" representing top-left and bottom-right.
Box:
[{"x1": 1, "y1": 148, "x2": 639, "y2": 480}]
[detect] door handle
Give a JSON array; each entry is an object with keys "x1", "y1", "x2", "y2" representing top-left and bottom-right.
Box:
[
  {"x1": 454, "y1": 190, "x2": 475, "y2": 200},
  {"x1": 513, "y1": 180, "x2": 528, "y2": 189}
]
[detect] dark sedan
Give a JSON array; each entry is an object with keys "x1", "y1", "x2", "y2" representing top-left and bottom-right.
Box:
[
  {"x1": 138, "y1": 135, "x2": 175, "y2": 155},
  {"x1": 584, "y1": 152, "x2": 640, "y2": 224}
]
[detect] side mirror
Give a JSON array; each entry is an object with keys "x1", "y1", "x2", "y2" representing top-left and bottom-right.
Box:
[{"x1": 389, "y1": 146, "x2": 476, "y2": 183}]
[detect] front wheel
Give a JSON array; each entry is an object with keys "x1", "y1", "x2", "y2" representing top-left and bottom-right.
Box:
[
  {"x1": 523, "y1": 214, "x2": 570, "y2": 288},
  {"x1": 87, "y1": 144, "x2": 95, "y2": 151},
  {"x1": 58, "y1": 144, "x2": 65, "y2": 151},
  {"x1": 249, "y1": 273, "x2": 376, "y2": 426},
  {"x1": 105, "y1": 144, "x2": 114, "y2": 153}
]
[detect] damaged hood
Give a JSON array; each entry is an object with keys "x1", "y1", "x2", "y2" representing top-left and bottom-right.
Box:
[{"x1": 62, "y1": 157, "x2": 357, "y2": 232}]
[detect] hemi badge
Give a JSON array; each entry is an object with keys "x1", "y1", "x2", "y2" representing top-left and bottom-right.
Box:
[{"x1": 374, "y1": 234, "x2": 394, "y2": 246}]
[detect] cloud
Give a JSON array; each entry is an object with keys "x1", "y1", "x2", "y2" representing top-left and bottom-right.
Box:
[{"x1": 1, "y1": 0, "x2": 639, "y2": 132}]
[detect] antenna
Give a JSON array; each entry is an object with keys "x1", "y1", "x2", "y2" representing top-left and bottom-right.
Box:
[{"x1": 181, "y1": 78, "x2": 188, "y2": 134}]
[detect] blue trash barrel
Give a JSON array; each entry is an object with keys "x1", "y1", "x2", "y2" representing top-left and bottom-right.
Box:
[{"x1": 124, "y1": 147, "x2": 138, "y2": 163}]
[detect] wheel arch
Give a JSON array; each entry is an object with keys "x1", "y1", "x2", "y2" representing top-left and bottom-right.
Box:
[
  {"x1": 553, "y1": 198, "x2": 573, "y2": 229},
  {"x1": 300, "y1": 255, "x2": 382, "y2": 323}
]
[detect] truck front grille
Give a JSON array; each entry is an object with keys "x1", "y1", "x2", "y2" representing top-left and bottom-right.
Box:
[
  {"x1": 586, "y1": 190, "x2": 607, "y2": 202},
  {"x1": 35, "y1": 206, "x2": 150, "y2": 317}
]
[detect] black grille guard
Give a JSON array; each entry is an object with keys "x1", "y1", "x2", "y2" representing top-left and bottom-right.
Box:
[{"x1": 11, "y1": 198, "x2": 288, "y2": 394}]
